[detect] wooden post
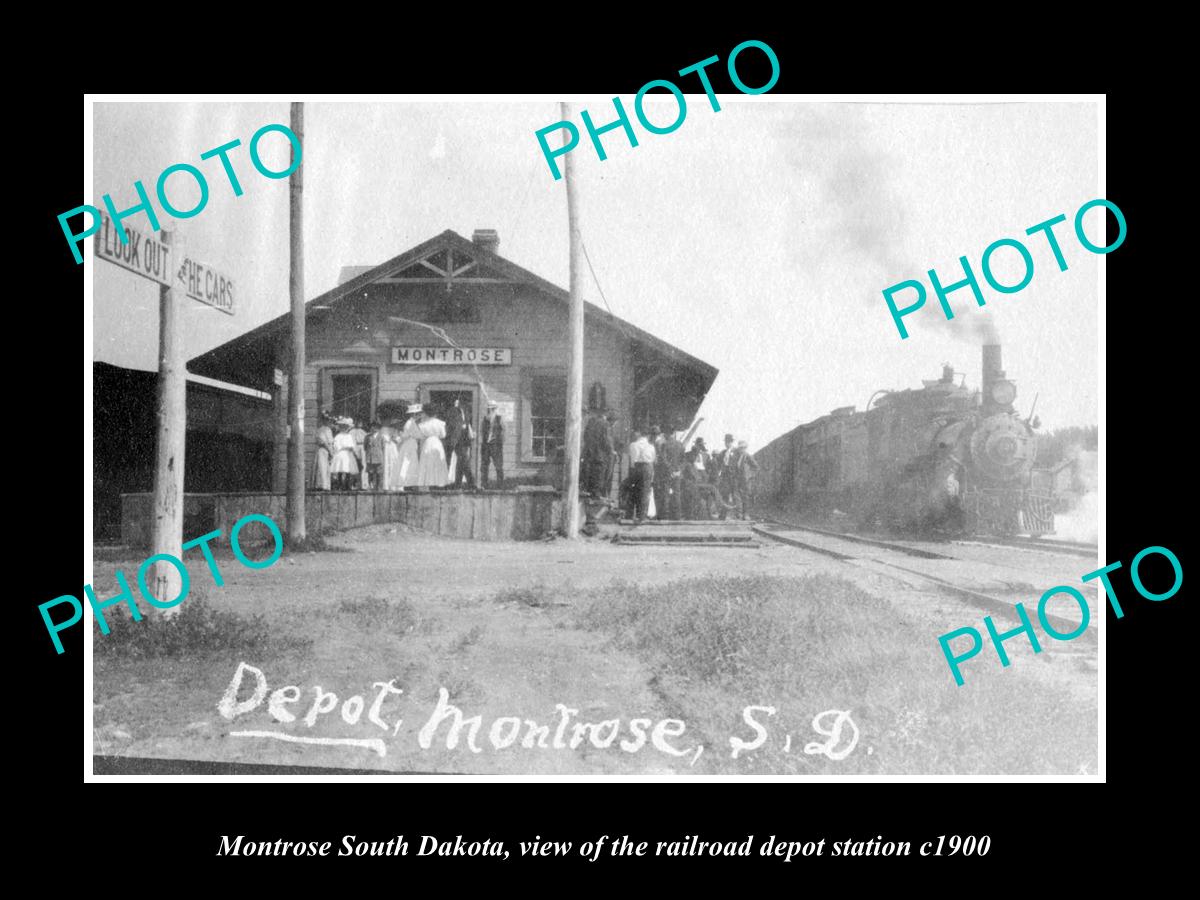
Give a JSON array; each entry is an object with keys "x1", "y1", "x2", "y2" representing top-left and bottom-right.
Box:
[
  {"x1": 562, "y1": 101, "x2": 584, "y2": 539},
  {"x1": 150, "y1": 228, "x2": 185, "y2": 615},
  {"x1": 286, "y1": 101, "x2": 307, "y2": 543}
]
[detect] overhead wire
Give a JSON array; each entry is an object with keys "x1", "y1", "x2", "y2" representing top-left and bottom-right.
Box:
[{"x1": 580, "y1": 236, "x2": 639, "y2": 346}]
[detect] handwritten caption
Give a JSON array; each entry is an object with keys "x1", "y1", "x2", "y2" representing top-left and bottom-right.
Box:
[{"x1": 218, "y1": 662, "x2": 860, "y2": 763}]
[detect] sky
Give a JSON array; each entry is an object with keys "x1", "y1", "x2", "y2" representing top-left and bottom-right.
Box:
[{"x1": 91, "y1": 99, "x2": 1101, "y2": 451}]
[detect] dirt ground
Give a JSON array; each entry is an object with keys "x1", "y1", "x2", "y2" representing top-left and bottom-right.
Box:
[{"x1": 91, "y1": 523, "x2": 1097, "y2": 774}]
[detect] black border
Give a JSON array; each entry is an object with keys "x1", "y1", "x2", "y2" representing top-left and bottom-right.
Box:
[{"x1": 23, "y1": 24, "x2": 1170, "y2": 880}]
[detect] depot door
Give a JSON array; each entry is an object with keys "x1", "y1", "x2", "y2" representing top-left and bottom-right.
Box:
[{"x1": 422, "y1": 385, "x2": 478, "y2": 483}]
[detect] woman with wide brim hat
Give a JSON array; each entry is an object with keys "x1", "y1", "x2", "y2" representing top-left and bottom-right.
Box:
[
  {"x1": 330, "y1": 417, "x2": 360, "y2": 490},
  {"x1": 378, "y1": 415, "x2": 402, "y2": 492},
  {"x1": 393, "y1": 403, "x2": 423, "y2": 489},
  {"x1": 415, "y1": 404, "x2": 449, "y2": 487}
]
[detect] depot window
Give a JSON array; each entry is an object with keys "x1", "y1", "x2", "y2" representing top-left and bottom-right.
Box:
[
  {"x1": 525, "y1": 373, "x2": 566, "y2": 461},
  {"x1": 320, "y1": 366, "x2": 377, "y2": 425}
]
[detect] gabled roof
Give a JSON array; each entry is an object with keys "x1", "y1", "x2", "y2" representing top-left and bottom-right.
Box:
[
  {"x1": 190, "y1": 229, "x2": 718, "y2": 386},
  {"x1": 336, "y1": 265, "x2": 374, "y2": 285}
]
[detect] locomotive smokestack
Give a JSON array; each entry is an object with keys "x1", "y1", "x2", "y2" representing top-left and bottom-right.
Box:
[
  {"x1": 974, "y1": 343, "x2": 1012, "y2": 415},
  {"x1": 982, "y1": 343, "x2": 1002, "y2": 392}
]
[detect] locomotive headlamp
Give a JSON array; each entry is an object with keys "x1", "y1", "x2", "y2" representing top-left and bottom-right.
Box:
[
  {"x1": 990, "y1": 380, "x2": 1016, "y2": 406},
  {"x1": 970, "y1": 413, "x2": 1036, "y2": 483}
]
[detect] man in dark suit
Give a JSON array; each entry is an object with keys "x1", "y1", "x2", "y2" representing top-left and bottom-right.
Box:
[
  {"x1": 731, "y1": 440, "x2": 759, "y2": 520},
  {"x1": 660, "y1": 420, "x2": 687, "y2": 520},
  {"x1": 446, "y1": 398, "x2": 475, "y2": 489},
  {"x1": 649, "y1": 425, "x2": 666, "y2": 518},
  {"x1": 480, "y1": 401, "x2": 504, "y2": 488},
  {"x1": 682, "y1": 438, "x2": 721, "y2": 519},
  {"x1": 602, "y1": 411, "x2": 619, "y2": 497},
  {"x1": 582, "y1": 406, "x2": 614, "y2": 498},
  {"x1": 715, "y1": 433, "x2": 737, "y2": 520}
]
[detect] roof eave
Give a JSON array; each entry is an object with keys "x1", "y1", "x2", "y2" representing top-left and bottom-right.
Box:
[{"x1": 189, "y1": 229, "x2": 719, "y2": 387}]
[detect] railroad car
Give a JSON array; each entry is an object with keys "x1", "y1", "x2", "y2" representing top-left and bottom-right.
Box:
[{"x1": 754, "y1": 344, "x2": 1053, "y2": 536}]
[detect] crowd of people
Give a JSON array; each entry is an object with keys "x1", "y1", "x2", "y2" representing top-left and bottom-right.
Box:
[
  {"x1": 311, "y1": 399, "x2": 755, "y2": 523},
  {"x1": 311, "y1": 399, "x2": 506, "y2": 492},
  {"x1": 580, "y1": 408, "x2": 759, "y2": 526}
]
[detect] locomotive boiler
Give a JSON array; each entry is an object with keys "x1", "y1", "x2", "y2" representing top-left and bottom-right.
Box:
[{"x1": 754, "y1": 344, "x2": 1052, "y2": 536}]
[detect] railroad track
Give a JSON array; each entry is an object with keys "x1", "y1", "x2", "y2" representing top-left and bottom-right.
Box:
[
  {"x1": 955, "y1": 535, "x2": 1098, "y2": 559},
  {"x1": 612, "y1": 518, "x2": 764, "y2": 548},
  {"x1": 754, "y1": 520, "x2": 956, "y2": 560},
  {"x1": 754, "y1": 517, "x2": 1096, "y2": 642}
]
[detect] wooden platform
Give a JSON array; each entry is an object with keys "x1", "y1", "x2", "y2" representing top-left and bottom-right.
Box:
[{"x1": 120, "y1": 489, "x2": 577, "y2": 547}]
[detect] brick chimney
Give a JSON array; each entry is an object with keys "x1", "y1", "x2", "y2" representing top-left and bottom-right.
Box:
[{"x1": 472, "y1": 228, "x2": 499, "y2": 254}]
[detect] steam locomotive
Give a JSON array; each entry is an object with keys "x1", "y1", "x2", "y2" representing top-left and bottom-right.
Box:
[{"x1": 755, "y1": 344, "x2": 1052, "y2": 536}]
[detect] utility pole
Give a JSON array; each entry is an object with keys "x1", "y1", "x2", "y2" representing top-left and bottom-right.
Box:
[
  {"x1": 286, "y1": 101, "x2": 307, "y2": 544},
  {"x1": 562, "y1": 101, "x2": 584, "y2": 539},
  {"x1": 150, "y1": 228, "x2": 185, "y2": 616}
]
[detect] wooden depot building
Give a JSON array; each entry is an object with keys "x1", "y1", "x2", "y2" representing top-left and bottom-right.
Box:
[{"x1": 188, "y1": 228, "x2": 718, "y2": 500}]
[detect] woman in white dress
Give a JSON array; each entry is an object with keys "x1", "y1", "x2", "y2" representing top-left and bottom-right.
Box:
[
  {"x1": 312, "y1": 412, "x2": 333, "y2": 491},
  {"x1": 350, "y1": 420, "x2": 369, "y2": 490},
  {"x1": 380, "y1": 420, "x2": 402, "y2": 491},
  {"x1": 416, "y1": 406, "x2": 448, "y2": 487},
  {"x1": 330, "y1": 418, "x2": 360, "y2": 491},
  {"x1": 395, "y1": 405, "x2": 423, "y2": 489}
]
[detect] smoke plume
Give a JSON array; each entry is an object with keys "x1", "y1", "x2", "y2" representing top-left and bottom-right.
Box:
[{"x1": 778, "y1": 105, "x2": 999, "y2": 346}]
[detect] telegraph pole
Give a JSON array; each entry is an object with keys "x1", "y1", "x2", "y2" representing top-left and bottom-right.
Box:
[
  {"x1": 562, "y1": 101, "x2": 584, "y2": 538},
  {"x1": 285, "y1": 101, "x2": 307, "y2": 543},
  {"x1": 150, "y1": 227, "x2": 185, "y2": 616}
]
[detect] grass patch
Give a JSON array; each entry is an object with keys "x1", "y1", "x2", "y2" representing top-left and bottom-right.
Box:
[
  {"x1": 449, "y1": 624, "x2": 487, "y2": 654},
  {"x1": 334, "y1": 596, "x2": 421, "y2": 633},
  {"x1": 95, "y1": 594, "x2": 312, "y2": 660},
  {"x1": 432, "y1": 672, "x2": 480, "y2": 703},
  {"x1": 494, "y1": 583, "x2": 561, "y2": 609},
  {"x1": 573, "y1": 574, "x2": 1096, "y2": 775}
]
